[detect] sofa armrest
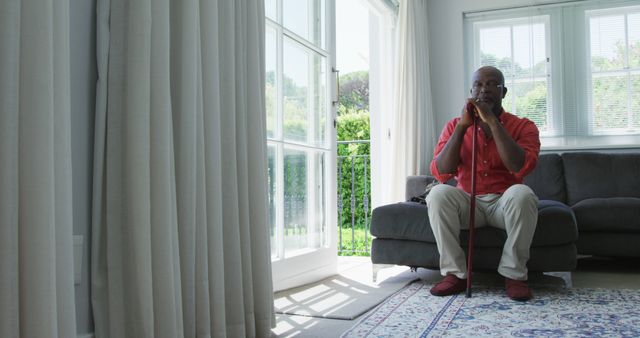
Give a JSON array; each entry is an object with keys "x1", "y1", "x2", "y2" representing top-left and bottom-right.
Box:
[{"x1": 405, "y1": 175, "x2": 436, "y2": 201}]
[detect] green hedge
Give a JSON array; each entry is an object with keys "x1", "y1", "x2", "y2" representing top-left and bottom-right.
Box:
[{"x1": 337, "y1": 111, "x2": 371, "y2": 234}]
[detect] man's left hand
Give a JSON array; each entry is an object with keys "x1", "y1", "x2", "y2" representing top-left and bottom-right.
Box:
[{"x1": 469, "y1": 100, "x2": 499, "y2": 126}]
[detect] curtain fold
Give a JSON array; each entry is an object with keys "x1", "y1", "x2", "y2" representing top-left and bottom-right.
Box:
[
  {"x1": 92, "y1": 0, "x2": 274, "y2": 337},
  {"x1": 389, "y1": 0, "x2": 436, "y2": 202},
  {"x1": 0, "y1": 0, "x2": 77, "y2": 337}
]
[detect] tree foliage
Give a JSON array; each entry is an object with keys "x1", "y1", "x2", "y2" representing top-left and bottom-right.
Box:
[
  {"x1": 266, "y1": 69, "x2": 374, "y2": 252},
  {"x1": 338, "y1": 71, "x2": 369, "y2": 116},
  {"x1": 337, "y1": 105, "x2": 371, "y2": 234},
  {"x1": 480, "y1": 39, "x2": 640, "y2": 132},
  {"x1": 335, "y1": 71, "x2": 372, "y2": 253}
]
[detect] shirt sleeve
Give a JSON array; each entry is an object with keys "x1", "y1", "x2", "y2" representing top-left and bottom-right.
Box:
[
  {"x1": 429, "y1": 118, "x2": 459, "y2": 183},
  {"x1": 512, "y1": 118, "x2": 541, "y2": 179}
]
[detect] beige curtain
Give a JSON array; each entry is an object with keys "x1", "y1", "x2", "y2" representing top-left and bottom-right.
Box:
[
  {"x1": 92, "y1": 0, "x2": 274, "y2": 337},
  {"x1": 389, "y1": 0, "x2": 436, "y2": 202},
  {"x1": 0, "y1": 0, "x2": 77, "y2": 337}
]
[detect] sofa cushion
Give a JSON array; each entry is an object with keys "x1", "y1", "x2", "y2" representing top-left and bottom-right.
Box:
[
  {"x1": 562, "y1": 152, "x2": 640, "y2": 205},
  {"x1": 371, "y1": 202, "x2": 433, "y2": 242},
  {"x1": 523, "y1": 153, "x2": 566, "y2": 203},
  {"x1": 371, "y1": 200, "x2": 577, "y2": 247},
  {"x1": 532, "y1": 200, "x2": 579, "y2": 245},
  {"x1": 572, "y1": 197, "x2": 640, "y2": 233}
]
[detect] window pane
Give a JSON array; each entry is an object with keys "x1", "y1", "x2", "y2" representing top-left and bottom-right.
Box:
[
  {"x1": 268, "y1": 145, "x2": 277, "y2": 258},
  {"x1": 588, "y1": 9, "x2": 640, "y2": 135},
  {"x1": 629, "y1": 13, "x2": 640, "y2": 69},
  {"x1": 283, "y1": 39, "x2": 309, "y2": 142},
  {"x1": 283, "y1": 149, "x2": 309, "y2": 255},
  {"x1": 314, "y1": 56, "x2": 327, "y2": 147},
  {"x1": 282, "y1": 148, "x2": 327, "y2": 256},
  {"x1": 283, "y1": 0, "x2": 325, "y2": 48},
  {"x1": 512, "y1": 80, "x2": 549, "y2": 133},
  {"x1": 632, "y1": 74, "x2": 640, "y2": 129},
  {"x1": 477, "y1": 17, "x2": 551, "y2": 135},
  {"x1": 266, "y1": 26, "x2": 277, "y2": 138},
  {"x1": 590, "y1": 14, "x2": 626, "y2": 71},
  {"x1": 479, "y1": 26, "x2": 513, "y2": 77},
  {"x1": 513, "y1": 23, "x2": 547, "y2": 77},
  {"x1": 592, "y1": 74, "x2": 628, "y2": 131},
  {"x1": 283, "y1": 37, "x2": 327, "y2": 146},
  {"x1": 265, "y1": 0, "x2": 276, "y2": 22}
]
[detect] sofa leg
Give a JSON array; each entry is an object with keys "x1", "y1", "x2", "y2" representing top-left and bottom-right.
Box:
[
  {"x1": 560, "y1": 271, "x2": 573, "y2": 288},
  {"x1": 372, "y1": 264, "x2": 395, "y2": 283},
  {"x1": 544, "y1": 271, "x2": 573, "y2": 288}
]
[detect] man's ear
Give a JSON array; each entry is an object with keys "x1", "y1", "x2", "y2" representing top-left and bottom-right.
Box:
[{"x1": 501, "y1": 86, "x2": 508, "y2": 98}]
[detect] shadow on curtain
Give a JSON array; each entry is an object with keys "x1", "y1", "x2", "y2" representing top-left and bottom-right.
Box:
[{"x1": 0, "y1": 1, "x2": 77, "y2": 337}]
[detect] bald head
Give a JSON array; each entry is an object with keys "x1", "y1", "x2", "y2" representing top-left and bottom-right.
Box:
[
  {"x1": 473, "y1": 66, "x2": 505, "y2": 86},
  {"x1": 470, "y1": 66, "x2": 508, "y2": 115}
]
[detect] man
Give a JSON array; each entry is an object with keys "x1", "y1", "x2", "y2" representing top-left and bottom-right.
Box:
[{"x1": 426, "y1": 66, "x2": 540, "y2": 301}]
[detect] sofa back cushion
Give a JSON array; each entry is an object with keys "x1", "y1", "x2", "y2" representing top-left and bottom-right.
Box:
[
  {"x1": 562, "y1": 152, "x2": 640, "y2": 205},
  {"x1": 523, "y1": 153, "x2": 566, "y2": 203}
]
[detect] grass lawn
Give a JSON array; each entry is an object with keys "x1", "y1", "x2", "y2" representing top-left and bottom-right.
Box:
[{"x1": 338, "y1": 226, "x2": 372, "y2": 256}]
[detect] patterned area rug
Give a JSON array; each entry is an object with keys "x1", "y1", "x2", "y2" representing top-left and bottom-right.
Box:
[{"x1": 341, "y1": 280, "x2": 640, "y2": 337}]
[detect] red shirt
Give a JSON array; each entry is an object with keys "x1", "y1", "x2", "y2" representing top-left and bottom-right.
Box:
[{"x1": 430, "y1": 111, "x2": 540, "y2": 195}]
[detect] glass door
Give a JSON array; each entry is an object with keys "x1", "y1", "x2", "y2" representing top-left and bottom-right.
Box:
[{"x1": 266, "y1": 0, "x2": 337, "y2": 291}]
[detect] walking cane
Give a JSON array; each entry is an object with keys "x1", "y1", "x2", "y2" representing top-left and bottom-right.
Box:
[{"x1": 466, "y1": 101, "x2": 479, "y2": 298}]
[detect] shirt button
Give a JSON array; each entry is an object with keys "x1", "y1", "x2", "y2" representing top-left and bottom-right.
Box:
[
  {"x1": 484, "y1": 173, "x2": 488, "y2": 177},
  {"x1": 483, "y1": 160, "x2": 487, "y2": 164}
]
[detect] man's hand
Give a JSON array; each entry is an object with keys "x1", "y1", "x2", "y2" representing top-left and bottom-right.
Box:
[
  {"x1": 468, "y1": 98, "x2": 499, "y2": 127},
  {"x1": 437, "y1": 99, "x2": 479, "y2": 174},
  {"x1": 467, "y1": 99, "x2": 526, "y2": 173},
  {"x1": 458, "y1": 99, "x2": 477, "y2": 129}
]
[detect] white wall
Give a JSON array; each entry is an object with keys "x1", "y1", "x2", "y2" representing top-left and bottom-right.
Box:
[
  {"x1": 426, "y1": 0, "x2": 567, "y2": 134},
  {"x1": 70, "y1": 0, "x2": 97, "y2": 335}
]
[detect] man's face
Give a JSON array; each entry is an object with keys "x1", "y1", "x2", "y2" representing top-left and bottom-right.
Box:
[{"x1": 470, "y1": 68, "x2": 506, "y2": 115}]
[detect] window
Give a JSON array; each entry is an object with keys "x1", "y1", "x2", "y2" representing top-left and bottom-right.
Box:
[
  {"x1": 473, "y1": 16, "x2": 553, "y2": 135},
  {"x1": 587, "y1": 7, "x2": 640, "y2": 134},
  {"x1": 266, "y1": 0, "x2": 337, "y2": 291},
  {"x1": 465, "y1": 0, "x2": 640, "y2": 149}
]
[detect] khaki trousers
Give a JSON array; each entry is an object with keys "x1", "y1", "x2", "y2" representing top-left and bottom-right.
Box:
[{"x1": 426, "y1": 184, "x2": 538, "y2": 280}]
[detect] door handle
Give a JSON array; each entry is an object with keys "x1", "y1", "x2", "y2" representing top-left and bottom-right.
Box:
[{"x1": 332, "y1": 67, "x2": 340, "y2": 106}]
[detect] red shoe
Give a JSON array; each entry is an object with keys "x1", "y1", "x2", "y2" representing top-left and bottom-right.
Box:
[
  {"x1": 505, "y1": 278, "x2": 532, "y2": 301},
  {"x1": 430, "y1": 275, "x2": 466, "y2": 296}
]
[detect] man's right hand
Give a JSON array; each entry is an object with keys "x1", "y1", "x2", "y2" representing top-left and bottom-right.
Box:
[
  {"x1": 436, "y1": 99, "x2": 477, "y2": 174},
  {"x1": 458, "y1": 98, "x2": 477, "y2": 129}
]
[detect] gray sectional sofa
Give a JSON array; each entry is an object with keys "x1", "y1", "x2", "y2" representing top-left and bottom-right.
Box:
[{"x1": 370, "y1": 152, "x2": 640, "y2": 280}]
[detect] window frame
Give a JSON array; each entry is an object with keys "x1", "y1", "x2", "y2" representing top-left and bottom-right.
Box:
[
  {"x1": 470, "y1": 14, "x2": 556, "y2": 137},
  {"x1": 464, "y1": 0, "x2": 640, "y2": 150},
  {"x1": 585, "y1": 5, "x2": 640, "y2": 136},
  {"x1": 266, "y1": 0, "x2": 338, "y2": 292}
]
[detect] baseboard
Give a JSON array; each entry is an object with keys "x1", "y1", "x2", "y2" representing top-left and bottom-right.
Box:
[{"x1": 78, "y1": 333, "x2": 94, "y2": 338}]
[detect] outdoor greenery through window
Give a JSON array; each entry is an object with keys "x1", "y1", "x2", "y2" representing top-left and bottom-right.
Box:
[
  {"x1": 588, "y1": 7, "x2": 640, "y2": 134},
  {"x1": 466, "y1": 0, "x2": 640, "y2": 148},
  {"x1": 336, "y1": 0, "x2": 372, "y2": 256},
  {"x1": 474, "y1": 16, "x2": 552, "y2": 135},
  {"x1": 337, "y1": 71, "x2": 371, "y2": 256}
]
